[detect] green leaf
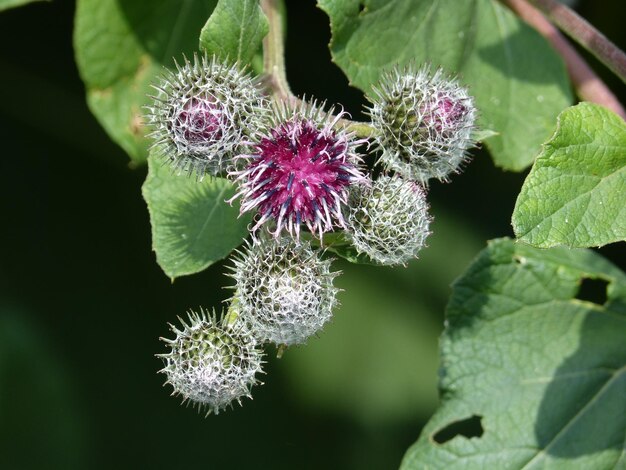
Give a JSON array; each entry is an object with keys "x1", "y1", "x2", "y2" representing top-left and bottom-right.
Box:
[
  {"x1": 473, "y1": 128, "x2": 499, "y2": 142},
  {"x1": 199, "y1": 0, "x2": 268, "y2": 65},
  {"x1": 402, "y1": 237, "x2": 626, "y2": 469},
  {"x1": 0, "y1": 0, "x2": 48, "y2": 12},
  {"x1": 141, "y1": 154, "x2": 251, "y2": 279},
  {"x1": 325, "y1": 242, "x2": 378, "y2": 265},
  {"x1": 303, "y1": 232, "x2": 378, "y2": 265},
  {"x1": 74, "y1": 0, "x2": 217, "y2": 165},
  {"x1": 513, "y1": 103, "x2": 626, "y2": 248},
  {"x1": 317, "y1": 0, "x2": 572, "y2": 171}
]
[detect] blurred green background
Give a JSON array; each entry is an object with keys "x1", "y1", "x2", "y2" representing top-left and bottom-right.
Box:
[{"x1": 0, "y1": 1, "x2": 624, "y2": 469}]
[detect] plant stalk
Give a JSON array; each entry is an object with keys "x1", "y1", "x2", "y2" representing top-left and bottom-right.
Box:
[
  {"x1": 260, "y1": 0, "x2": 294, "y2": 103},
  {"x1": 502, "y1": 0, "x2": 626, "y2": 119},
  {"x1": 526, "y1": 0, "x2": 626, "y2": 85},
  {"x1": 259, "y1": 0, "x2": 377, "y2": 138}
]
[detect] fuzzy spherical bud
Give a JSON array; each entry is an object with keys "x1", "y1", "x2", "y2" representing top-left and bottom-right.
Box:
[
  {"x1": 346, "y1": 175, "x2": 431, "y2": 266},
  {"x1": 146, "y1": 54, "x2": 267, "y2": 177},
  {"x1": 157, "y1": 309, "x2": 264, "y2": 416},
  {"x1": 229, "y1": 100, "x2": 366, "y2": 239},
  {"x1": 366, "y1": 65, "x2": 477, "y2": 184},
  {"x1": 228, "y1": 238, "x2": 339, "y2": 346}
]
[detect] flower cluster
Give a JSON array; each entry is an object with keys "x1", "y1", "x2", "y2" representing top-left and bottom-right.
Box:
[{"x1": 149, "y1": 55, "x2": 476, "y2": 415}]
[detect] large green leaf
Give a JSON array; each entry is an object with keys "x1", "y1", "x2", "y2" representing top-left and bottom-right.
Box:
[
  {"x1": 513, "y1": 103, "x2": 626, "y2": 248},
  {"x1": 317, "y1": 0, "x2": 572, "y2": 171},
  {"x1": 0, "y1": 0, "x2": 48, "y2": 12},
  {"x1": 142, "y1": 154, "x2": 251, "y2": 279},
  {"x1": 402, "y1": 238, "x2": 626, "y2": 469},
  {"x1": 74, "y1": 0, "x2": 217, "y2": 165},
  {"x1": 199, "y1": 0, "x2": 268, "y2": 65}
]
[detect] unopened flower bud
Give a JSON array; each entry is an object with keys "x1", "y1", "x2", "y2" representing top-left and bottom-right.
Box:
[
  {"x1": 367, "y1": 65, "x2": 476, "y2": 184},
  {"x1": 346, "y1": 175, "x2": 431, "y2": 265},
  {"x1": 146, "y1": 54, "x2": 267, "y2": 177},
  {"x1": 228, "y1": 238, "x2": 339, "y2": 346},
  {"x1": 157, "y1": 308, "x2": 264, "y2": 416}
]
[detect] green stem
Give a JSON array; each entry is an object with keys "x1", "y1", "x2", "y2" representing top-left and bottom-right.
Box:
[
  {"x1": 526, "y1": 0, "x2": 626, "y2": 84},
  {"x1": 259, "y1": 0, "x2": 377, "y2": 138},
  {"x1": 260, "y1": 0, "x2": 294, "y2": 103},
  {"x1": 342, "y1": 119, "x2": 378, "y2": 138}
]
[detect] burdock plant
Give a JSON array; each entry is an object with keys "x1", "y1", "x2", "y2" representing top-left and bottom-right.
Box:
[{"x1": 65, "y1": 0, "x2": 626, "y2": 465}]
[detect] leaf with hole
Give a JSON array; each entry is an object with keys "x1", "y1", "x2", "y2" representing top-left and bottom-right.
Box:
[
  {"x1": 142, "y1": 153, "x2": 251, "y2": 279},
  {"x1": 317, "y1": 0, "x2": 572, "y2": 171},
  {"x1": 401, "y1": 237, "x2": 626, "y2": 469},
  {"x1": 513, "y1": 103, "x2": 626, "y2": 248},
  {"x1": 74, "y1": 0, "x2": 217, "y2": 164}
]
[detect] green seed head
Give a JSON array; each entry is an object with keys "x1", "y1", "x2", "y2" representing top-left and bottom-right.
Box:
[
  {"x1": 346, "y1": 175, "x2": 431, "y2": 266},
  {"x1": 367, "y1": 64, "x2": 477, "y2": 184},
  {"x1": 157, "y1": 308, "x2": 264, "y2": 416},
  {"x1": 228, "y1": 238, "x2": 340, "y2": 346}
]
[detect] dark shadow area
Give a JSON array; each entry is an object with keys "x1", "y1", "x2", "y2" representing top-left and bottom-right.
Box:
[
  {"x1": 432, "y1": 415, "x2": 484, "y2": 444},
  {"x1": 575, "y1": 277, "x2": 609, "y2": 305},
  {"x1": 284, "y1": 0, "x2": 367, "y2": 120}
]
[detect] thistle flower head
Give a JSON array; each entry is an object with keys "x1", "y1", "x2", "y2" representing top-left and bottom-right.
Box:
[
  {"x1": 230, "y1": 100, "x2": 366, "y2": 239},
  {"x1": 145, "y1": 54, "x2": 267, "y2": 177},
  {"x1": 366, "y1": 64, "x2": 477, "y2": 184},
  {"x1": 157, "y1": 308, "x2": 264, "y2": 416},
  {"x1": 346, "y1": 175, "x2": 431, "y2": 266},
  {"x1": 228, "y1": 238, "x2": 340, "y2": 346}
]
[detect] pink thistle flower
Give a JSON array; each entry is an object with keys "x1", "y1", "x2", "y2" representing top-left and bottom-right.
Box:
[{"x1": 230, "y1": 102, "x2": 366, "y2": 239}]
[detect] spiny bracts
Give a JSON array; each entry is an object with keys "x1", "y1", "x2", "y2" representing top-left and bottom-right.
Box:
[
  {"x1": 146, "y1": 54, "x2": 267, "y2": 177},
  {"x1": 367, "y1": 64, "x2": 477, "y2": 184},
  {"x1": 228, "y1": 238, "x2": 339, "y2": 346},
  {"x1": 346, "y1": 175, "x2": 431, "y2": 266},
  {"x1": 230, "y1": 100, "x2": 366, "y2": 239},
  {"x1": 157, "y1": 309, "x2": 264, "y2": 416}
]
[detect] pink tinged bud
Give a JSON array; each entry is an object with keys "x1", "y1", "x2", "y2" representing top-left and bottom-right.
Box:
[
  {"x1": 173, "y1": 96, "x2": 223, "y2": 144},
  {"x1": 422, "y1": 94, "x2": 469, "y2": 136},
  {"x1": 145, "y1": 54, "x2": 268, "y2": 177},
  {"x1": 367, "y1": 65, "x2": 477, "y2": 184}
]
